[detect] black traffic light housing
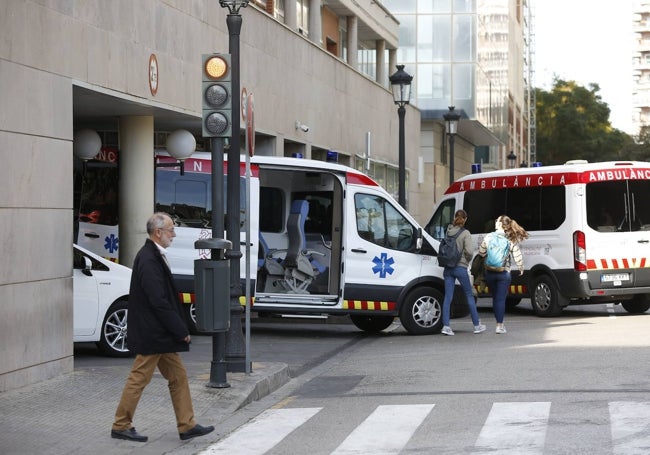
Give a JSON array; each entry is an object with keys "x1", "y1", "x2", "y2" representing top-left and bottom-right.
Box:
[{"x1": 202, "y1": 53, "x2": 232, "y2": 138}]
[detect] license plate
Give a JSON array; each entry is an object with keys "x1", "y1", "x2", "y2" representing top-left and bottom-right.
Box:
[{"x1": 601, "y1": 273, "x2": 629, "y2": 283}]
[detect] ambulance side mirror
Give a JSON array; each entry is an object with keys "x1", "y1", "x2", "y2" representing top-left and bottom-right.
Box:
[{"x1": 415, "y1": 227, "x2": 423, "y2": 252}]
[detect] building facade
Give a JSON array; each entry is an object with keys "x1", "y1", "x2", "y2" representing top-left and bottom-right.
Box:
[
  {"x1": 633, "y1": 0, "x2": 650, "y2": 135},
  {"x1": 0, "y1": 0, "x2": 420, "y2": 391}
]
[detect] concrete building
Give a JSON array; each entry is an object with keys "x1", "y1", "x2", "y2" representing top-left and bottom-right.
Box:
[{"x1": 0, "y1": 0, "x2": 420, "y2": 391}]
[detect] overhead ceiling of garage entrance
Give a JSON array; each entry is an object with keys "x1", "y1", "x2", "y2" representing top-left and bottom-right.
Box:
[{"x1": 73, "y1": 85, "x2": 201, "y2": 135}]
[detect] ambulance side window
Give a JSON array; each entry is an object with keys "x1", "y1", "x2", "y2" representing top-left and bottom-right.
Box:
[
  {"x1": 354, "y1": 193, "x2": 415, "y2": 251},
  {"x1": 425, "y1": 199, "x2": 455, "y2": 241}
]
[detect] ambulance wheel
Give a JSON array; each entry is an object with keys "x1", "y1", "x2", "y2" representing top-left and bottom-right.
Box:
[
  {"x1": 97, "y1": 300, "x2": 131, "y2": 357},
  {"x1": 531, "y1": 275, "x2": 564, "y2": 317},
  {"x1": 350, "y1": 315, "x2": 395, "y2": 333},
  {"x1": 399, "y1": 286, "x2": 444, "y2": 335},
  {"x1": 622, "y1": 294, "x2": 650, "y2": 314}
]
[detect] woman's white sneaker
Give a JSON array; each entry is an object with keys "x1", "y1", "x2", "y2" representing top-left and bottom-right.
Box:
[
  {"x1": 495, "y1": 325, "x2": 507, "y2": 334},
  {"x1": 441, "y1": 326, "x2": 455, "y2": 336},
  {"x1": 473, "y1": 324, "x2": 486, "y2": 334}
]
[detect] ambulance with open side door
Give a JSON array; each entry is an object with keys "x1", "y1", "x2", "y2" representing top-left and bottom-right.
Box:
[
  {"x1": 154, "y1": 152, "x2": 469, "y2": 335},
  {"x1": 424, "y1": 160, "x2": 650, "y2": 316}
]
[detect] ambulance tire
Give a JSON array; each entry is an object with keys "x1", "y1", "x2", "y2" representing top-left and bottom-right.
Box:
[
  {"x1": 399, "y1": 286, "x2": 444, "y2": 335},
  {"x1": 622, "y1": 294, "x2": 650, "y2": 314},
  {"x1": 531, "y1": 275, "x2": 564, "y2": 317},
  {"x1": 97, "y1": 300, "x2": 132, "y2": 358},
  {"x1": 349, "y1": 315, "x2": 395, "y2": 333}
]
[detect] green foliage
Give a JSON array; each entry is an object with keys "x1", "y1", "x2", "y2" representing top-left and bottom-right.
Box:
[{"x1": 535, "y1": 78, "x2": 635, "y2": 165}]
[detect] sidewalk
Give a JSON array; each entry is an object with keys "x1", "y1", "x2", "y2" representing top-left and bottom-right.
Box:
[{"x1": 0, "y1": 357, "x2": 289, "y2": 455}]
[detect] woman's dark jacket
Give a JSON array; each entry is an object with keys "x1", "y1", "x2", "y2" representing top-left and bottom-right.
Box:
[{"x1": 127, "y1": 239, "x2": 189, "y2": 355}]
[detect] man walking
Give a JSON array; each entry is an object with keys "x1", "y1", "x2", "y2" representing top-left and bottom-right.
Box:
[{"x1": 111, "y1": 212, "x2": 214, "y2": 442}]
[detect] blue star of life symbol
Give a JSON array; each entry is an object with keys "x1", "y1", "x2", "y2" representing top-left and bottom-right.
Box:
[
  {"x1": 104, "y1": 234, "x2": 119, "y2": 254},
  {"x1": 372, "y1": 252, "x2": 395, "y2": 278}
]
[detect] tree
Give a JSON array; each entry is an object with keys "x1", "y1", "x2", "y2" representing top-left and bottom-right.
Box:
[{"x1": 535, "y1": 79, "x2": 634, "y2": 165}]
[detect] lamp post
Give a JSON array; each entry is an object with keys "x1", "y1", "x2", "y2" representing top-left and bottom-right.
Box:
[
  {"x1": 507, "y1": 150, "x2": 517, "y2": 168},
  {"x1": 388, "y1": 65, "x2": 412, "y2": 208},
  {"x1": 220, "y1": 0, "x2": 249, "y2": 373},
  {"x1": 443, "y1": 106, "x2": 460, "y2": 185}
]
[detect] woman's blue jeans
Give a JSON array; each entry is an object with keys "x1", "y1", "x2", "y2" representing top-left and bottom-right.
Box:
[
  {"x1": 442, "y1": 265, "x2": 480, "y2": 327},
  {"x1": 484, "y1": 270, "x2": 512, "y2": 323}
]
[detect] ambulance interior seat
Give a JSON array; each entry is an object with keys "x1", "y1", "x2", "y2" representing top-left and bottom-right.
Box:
[{"x1": 280, "y1": 200, "x2": 326, "y2": 293}]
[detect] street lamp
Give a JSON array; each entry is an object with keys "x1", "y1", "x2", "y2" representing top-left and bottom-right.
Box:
[
  {"x1": 443, "y1": 106, "x2": 460, "y2": 185},
  {"x1": 220, "y1": 0, "x2": 249, "y2": 374},
  {"x1": 388, "y1": 64, "x2": 413, "y2": 208},
  {"x1": 507, "y1": 150, "x2": 517, "y2": 168}
]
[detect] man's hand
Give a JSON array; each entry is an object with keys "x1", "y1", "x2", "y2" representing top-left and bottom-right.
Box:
[{"x1": 184, "y1": 335, "x2": 191, "y2": 343}]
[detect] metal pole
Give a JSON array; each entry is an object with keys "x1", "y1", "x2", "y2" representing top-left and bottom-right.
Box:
[
  {"x1": 207, "y1": 138, "x2": 230, "y2": 388},
  {"x1": 225, "y1": 12, "x2": 247, "y2": 372},
  {"x1": 397, "y1": 105, "x2": 406, "y2": 208},
  {"x1": 448, "y1": 133, "x2": 455, "y2": 185}
]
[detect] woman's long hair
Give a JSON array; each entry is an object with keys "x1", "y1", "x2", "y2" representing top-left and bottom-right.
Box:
[
  {"x1": 498, "y1": 215, "x2": 528, "y2": 243},
  {"x1": 453, "y1": 209, "x2": 468, "y2": 227}
]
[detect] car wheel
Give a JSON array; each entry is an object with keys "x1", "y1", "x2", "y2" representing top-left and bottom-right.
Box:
[
  {"x1": 97, "y1": 300, "x2": 131, "y2": 357},
  {"x1": 186, "y1": 303, "x2": 199, "y2": 335},
  {"x1": 349, "y1": 315, "x2": 395, "y2": 333},
  {"x1": 531, "y1": 275, "x2": 565, "y2": 317},
  {"x1": 399, "y1": 286, "x2": 444, "y2": 335},
  {"x1": 622, "y1": 294, "x2": 650, "y2": 314}
]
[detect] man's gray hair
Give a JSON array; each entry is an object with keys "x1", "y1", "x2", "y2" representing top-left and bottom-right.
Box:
[{"x1": 147, "y1": 212, "x2": 171, "y2": 235}]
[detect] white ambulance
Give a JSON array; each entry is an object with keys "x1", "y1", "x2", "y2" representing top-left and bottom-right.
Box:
[
  {"x1": 425, "y1": 160, "x2": 650, "y2": 316},
  {"x1": 154, "y1": 152, "x2": 468, "y2": 335}
]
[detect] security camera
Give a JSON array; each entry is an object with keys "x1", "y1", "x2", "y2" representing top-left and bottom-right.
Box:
[{"x1": 295, "y1": 121, "x2": 310, "y2": 132}]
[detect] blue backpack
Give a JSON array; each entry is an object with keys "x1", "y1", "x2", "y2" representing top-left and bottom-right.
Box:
[{"x1": 485, "y1": 233, "x2": 510, "y2": 271}]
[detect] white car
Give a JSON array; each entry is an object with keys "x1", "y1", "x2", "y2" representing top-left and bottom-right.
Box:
[{"x1": 73, "y1": 244, "x2": 131, "y2": 357}]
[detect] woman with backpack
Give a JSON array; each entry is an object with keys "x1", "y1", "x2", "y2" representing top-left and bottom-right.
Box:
[
  {"x1": 478, "y1": 215, "x2": 528, "y2": 334},
  {"x1": 440, "y1": 210, "x2": 486, "y2": 336}
]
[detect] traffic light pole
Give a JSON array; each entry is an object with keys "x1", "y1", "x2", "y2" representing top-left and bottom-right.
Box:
[{"x1": 225, "y1": 11, "x2": 247, "y2": 373}]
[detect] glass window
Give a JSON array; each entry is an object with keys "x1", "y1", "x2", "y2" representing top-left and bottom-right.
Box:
[
  {"x1": 396, "y1": 15, "x2": 417, "y2": 63},
  {"x1": 355, "y1": 193, "x2": 415, "y2": 251},
  {"x1": 453, "y1": 63, "x2": 473, "y2": 99},
  {"x1": 418, "y1": 15, "x2": 451, "y2": 62},
  {"x1": 425, "y1": 198, "x2": 456, "y2": 240},
  {"x1": 155, "y1": 169, "x2": 248, "y2": 230},
  {"x1": 417, "y1": 63, "x2": 451, "y2": 104},
  {"x1": 453, "y1": 14, "x2": 474, "y2": 62},
  {"x1": 418, "y1": 0, "x2": 451, "y2": 13},
  {"x1": 453, "y1": 0, "x2": 475, "y2": 13},
  {"x1": 586, "y1": 180, "x2": 650, "y2": 232}
]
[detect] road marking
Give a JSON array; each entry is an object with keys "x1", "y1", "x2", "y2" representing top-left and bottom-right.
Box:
[
  {"x1": 331, "y1": 404, "x2": 435, "y2": 454},
  {"x1": 198, "y1": 407, "x2": 321, "y2": 455},
  {"x1": 609, "y1": 401, "x2": 650, "y2": 454},
  {"x1": 474, "y1": 402, "x2": 551, "y2": 454}
]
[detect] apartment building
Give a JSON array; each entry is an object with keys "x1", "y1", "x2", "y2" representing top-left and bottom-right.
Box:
[{"x1": 633, "y1": 0, "x2": 650, "y2": 135}]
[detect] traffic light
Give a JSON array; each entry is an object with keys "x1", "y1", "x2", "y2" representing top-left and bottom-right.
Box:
[{"x1": 202, "y1": 53, "x2": 232, "y2": 138}]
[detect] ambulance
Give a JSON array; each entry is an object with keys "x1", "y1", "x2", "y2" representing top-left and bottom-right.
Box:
[
  {"x1": 424, "y1": 160, "x2": 650, "y2": 316},
  {"x1": 154, "y1": 152, "x2": 467, "y2": 335}
]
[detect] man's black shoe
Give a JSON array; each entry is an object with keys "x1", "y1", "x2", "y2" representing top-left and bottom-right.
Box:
[
  {"x1": 179, "y1": 423, "x2": 215, "y2": 441},
  {"x1": 111, "y1": 427, "x2": 148, "y2": 442}
]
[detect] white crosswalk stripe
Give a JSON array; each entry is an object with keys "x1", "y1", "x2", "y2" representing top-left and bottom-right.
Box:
[
  {"x1": 331, "y1": 404, "x2": 435, "y2": 454},
  {"x1": 609, "y1": 401, "x2": 650, "y2": 455},
  {"x1": 198, "y1": 407, "x2": 322, "y2": 455},
  {"x1": 474, "y1": 402, "x2": 551, "y2": 454},
  {"x1": 199, "y1": 401, "x2": 650, "y2": 454}
]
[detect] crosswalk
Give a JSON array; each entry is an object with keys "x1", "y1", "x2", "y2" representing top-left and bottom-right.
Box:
[{"x1": 199, "y1": 401, "x2": 650, "y2": 455}]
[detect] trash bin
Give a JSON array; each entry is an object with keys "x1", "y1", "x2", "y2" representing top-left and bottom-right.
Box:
[{"x1": 194, "y1": 238, "x2": 233, "y2": 333}]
